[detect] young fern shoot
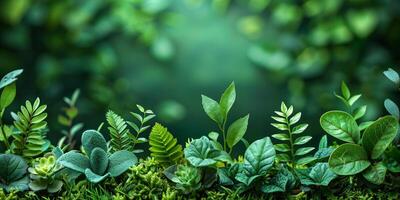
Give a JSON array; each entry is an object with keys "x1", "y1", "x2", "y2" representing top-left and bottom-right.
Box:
[
  {"x1": 58, "y1": 89, "x2": 83, "y2": 150},
  {"x1": 127, "y1": 104, "x2": 156, "y2": 150},
  {"x1": 106, "y1": 110, "x2": 132, "y2": 152},
  {"x1": 271, "y1": 102, "x2": 314, "y2": 168}
]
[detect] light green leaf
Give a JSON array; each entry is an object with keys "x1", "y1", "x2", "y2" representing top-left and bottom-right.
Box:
[
  {"x1": 0, "y1": 69, "x2": 23, "y2": 89},
  {"x1": 272, "y1": 133, "x2": 289, "y2": 141},
  {"x1": 320, "y1": 111, "x2": 360, "y2": 143},
  {"x1": 0, "y1": 83, "x2": 16, "y2": 109},
  {"x1": 361, "y1": 116, "x2": 398, "y2": 159},
  {"x1": 328, "y1": 143, "x2": 370, "y2": 175},
  {"x1": 235, "y1": 137, "x2": 275, "y2": 186},
  {"x1": 294, "y1": 136, "x2": 312, "y2": 145},
  {"x1": 295, "y1": 147, "x2": 314, "y2": 156},
  {"x1": 219, "y1": 82, "x2": 236, "y2": 116},
  {"x1": 353, "y1": 105, "x2": 367, "y2": 120},
  {"x1": 201, "y1": 95, "x2": 224, "y2": 126},
  {"x1": 362, "y1": 162, "x2": 387, "y2": 185},
  {"x1": 292, "y1": 124, "x2": 308, "y2": 134},
  {"x1": 226, "y1": 114, "x2": 249, "y2": 149},
  {"x1": 341, "y1": 81, "x2": 351, "y2": 99}
]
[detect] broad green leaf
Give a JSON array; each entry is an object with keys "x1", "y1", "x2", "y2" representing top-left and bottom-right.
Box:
[
  {"x1": 184, "y1": 136, "x2": 231, "y2": 167},
  {"x1": 201, "y1": 95, "x2": 224, "y2": 125},
  {"x1": 362, "y1": 162, "x2": 387, "y2": 185},
  {"x1": 384, "y1": 99, "x2": 399, "y2": 118},
  {"x1": 58, "y1": 152, "x2": 90, "y2": 173},
  {"x1": 84, "y1": 169, "x2": 110, "y2": 183},
  {"x1": 361, "y1": 116, "x2": 398, "y2": 159},
  {"x1": 108, "y1": 150, "x2": 138, "y2": 177},
  {"x1": 0, "y1": 69, "x2": 23, "y2": 89},
  {"x1": 226, "y1": 114, "x2": 249, "y2": 149},
  {"x1": 81, "y1": 130, "x2": 108, "y2": 156},
  {"x1": 219, "y1": 82, "x2": 236, "y2": 116},
  {"x1": 262, "y1": 167, "x2": 295, "y2": 193},
  {"x1": 328, "y1": 144, "x2": 370, "y2": 175},
  {"x1": 320, "y1": 111, "x2": 360, "y2": 143},
  {"x1": 0, "y1": 154, "x2": 27, "y2": 184},
  {"x1": 235, "y1": 137, "x2": 276, "y2": 186},
  {"x1": 383, "y1": 68, "x2": 399, "y2": 84},
  {"x1": 298, "y1": 162, "x2": 337, "y2": 186},
  {"x1": 90, "y1": 148, "x2": 109, "y2": 175},
  {"x1": 0, "y1": 83, "x2": 16, "y2": 109}
]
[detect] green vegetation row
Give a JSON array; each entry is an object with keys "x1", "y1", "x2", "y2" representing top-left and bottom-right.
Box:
[{"x1": 1, "y1": 68, "x2": 400, "y2": 199}]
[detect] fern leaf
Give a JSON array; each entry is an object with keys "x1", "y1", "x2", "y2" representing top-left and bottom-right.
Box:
[
  {"x1": 11, "y1": 98, "x2": 50, "y2": 158},
  {"x1": 106, "y1": 110, "x2": 132, "y2": 152},
  {"x1": 149, "y1": 123, "x2": 183, "y2": 167}
]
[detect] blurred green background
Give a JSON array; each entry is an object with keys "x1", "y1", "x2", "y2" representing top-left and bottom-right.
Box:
[{"x1": 1, "y1": 0, "x2": 399, "y2": 146}]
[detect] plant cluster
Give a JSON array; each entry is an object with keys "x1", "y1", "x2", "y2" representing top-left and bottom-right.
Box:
[{"x1": 1, "y1": 68, "x2": 400, "y2": 199}]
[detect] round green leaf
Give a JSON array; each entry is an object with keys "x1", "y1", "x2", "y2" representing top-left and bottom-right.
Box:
[
  {"x1": 361, "y1": 116, "x2": 399, "y2": 159},
  {"x1": 108, "y1": 150, "x2": 138, "y2": 177},
  {"x1": 320, "y1": 111, "x2": 360, "y2": 143},
  {"x1": 58, "y1": 152, "x2": 90, "y2": 173},
  {"x1": 81, "y1": 130, "x2": 108, "y2": 156},
  {"x1": 90, "y1": 147, "x2": 109, "y2": 175},
  {"x1": 328, "y1": 143, "x2": 370, "y2": 175}
]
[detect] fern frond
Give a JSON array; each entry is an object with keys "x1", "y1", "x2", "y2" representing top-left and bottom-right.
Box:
[
  {"x1": 11, "y1": 98, "x2": 50, "y2": 158},
  {"x1": 149, "y1": 123, "x2": 183, "y2": 167},
  {"x1": 106, "y1": 110, "x2": 132, "y2": 152}
]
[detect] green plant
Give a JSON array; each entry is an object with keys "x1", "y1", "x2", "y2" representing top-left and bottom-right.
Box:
[
  {"x1": 271, "y1": 102, "x2": 315, "y2": 168},
  {"x1": 184, "y1": 136, "x2": 231, "y2": 167},
  {"x1": 11, "y1": 98, "x2": 50, "y2": 158},
  {"x1": 106, "y1": 110, "x2": 132, "y2": 152},
  {"x1": 58, "y1": 89, "x2": 83, "y2": 151},
  {"x1": 334, "y1": 82, "x2": 367, "y2": 120},
  {"x1": 0, "y1": 154, "x2": 29, "y2": 192},
  {"x1": 127, "y1": 104, "x2": 156, "y2": 151},
  {"x1": 58, "y1": 130, "x2": 138, "y2": 183},
  {"x1": 235, "y1": 137, "x2": 276, "y2": 187},
  {"x1": 164, "y1": 165, "x2": 202, "y2": 194},
  {"x1": 201, "y1": 82, "x2": 250, "y2": 154},
  {"x1": 0, "y1": 69, "x2": 23, "y2": 151},
  {"x1": 148, "y1": 123, "x2": 183, "y2": 167},
  {"x1": 383, "y1": 68, "x2": 400, "y2": 142},
  {"x1": 325, "y1": 115, "x2": 398, "y2": 184},
  {"x1": 297, "y1": 162, "x2": 337, "y2": 186},
  {"x1": 28, "y1": 155, "x2": 63, "y2": 193},
  {"x1": 261, "y1": 166, "x2": 296, "y2": 194}
]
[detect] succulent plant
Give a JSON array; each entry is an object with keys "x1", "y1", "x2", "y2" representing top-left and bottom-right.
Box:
[
  {"x1": 58, "y1": 130, "x2": 138, "y2": 183},
  {"x1": 0, "y1": 154, "x2": 29, "y2": 192},
  {"x1": 28, "y1": 155, "x2": 64, "y2": 193},
  {"x1": 164, "y1": 165, "x2": 202, "y2": 194}
]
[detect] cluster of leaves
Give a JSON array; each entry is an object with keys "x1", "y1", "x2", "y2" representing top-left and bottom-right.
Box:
[{"x1": 2, "y1": 68, "x2": 400, "y2": 200}]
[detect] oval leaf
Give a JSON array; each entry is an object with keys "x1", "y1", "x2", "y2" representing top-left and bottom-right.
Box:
[
  {"x1": 201, "y1": 95, "x2": 224, "y2": 125},
  {"x1": 328, "y1": 143, "x2": 370, "y2": 175},
  {"x1": 320, "y1": 111, "x2": 360, "y2": 143},
  {"x1": 361, "y1": 116, "x2": 399, "y2": 159},
  {"x1": 226, "y1": 114, "x2": 249, "y2": 149}
]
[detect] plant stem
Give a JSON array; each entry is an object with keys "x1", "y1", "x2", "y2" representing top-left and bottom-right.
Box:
[{"x1": 285, "y1": 113, "x2": 296, "y2": 169}]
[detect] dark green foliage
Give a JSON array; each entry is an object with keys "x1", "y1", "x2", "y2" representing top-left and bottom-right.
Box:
[
  {"x1": 58, "y1": 130, "x2": 138, "y2": 183},
  {"x1": 297, "y1": 162, "x2": 337, "y2": 186},
  {"x1": 148, "y1": 123, "x2": 183, "y2": 167},
  {"x1": 271, "y1": 102, "x2": 315, "y2": 167},
  {"x1": 106, "y1": 110, "x2": 132, "y2": 152},
  {"x1": 262, "y1": 166, "x2": 295, "y2": 194},
  {"x1": 0, "y1": 154, "x2": 29, "y2": 192},
  {"x1": 11, "y1": 98, "x2": 50, "y2": 158},
  {"x1": 184, "y1": 136, "x2": 231, "y2": 167},
  {"x1": 164, "y1": 165, "x2": 202, "y2": 194}
]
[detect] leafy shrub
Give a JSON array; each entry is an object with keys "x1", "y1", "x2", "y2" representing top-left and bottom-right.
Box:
[
  {"x1": 58, "y1": 130, "x2": 138, "y2": 183},
  {"x1": 0, "y1": 154, "x2": 29, "y2": 192}
]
